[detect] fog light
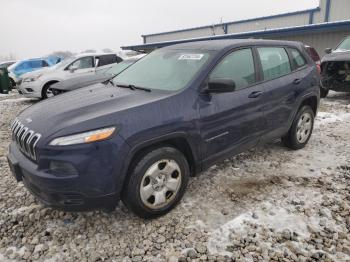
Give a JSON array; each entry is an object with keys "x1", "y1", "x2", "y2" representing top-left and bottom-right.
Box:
[
  {"x1": 25, "y1": 88, "x2": 34, "y2": 92},
  {"x1": 49, "y1": 161, "x2": 78, "y2": 176}
]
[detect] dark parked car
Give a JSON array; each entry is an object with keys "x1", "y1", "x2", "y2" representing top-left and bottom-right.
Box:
[
  {"x1": 0, "y1": 60, "x2": 16, "y2": 69},
  {"x1": 7, "y1": 39, "x2": 320, "y2": 218},
  {"x1": 320, "y1": 36, "x2": 350, "y2": 98},
  {"x1": 50, "y1": 56, "x2": 144, "y2": 96}
]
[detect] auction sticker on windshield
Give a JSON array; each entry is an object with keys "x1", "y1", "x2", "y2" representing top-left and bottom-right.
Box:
[{"x1": 179, "y1": 54, "x2": 204, "y2": 60}]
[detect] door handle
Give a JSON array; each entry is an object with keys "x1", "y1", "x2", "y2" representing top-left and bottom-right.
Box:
[
  {"x1": 248, "y1": 91, "x2": 263, "y2": 98},
  {"x1": 293, "y1": 78, "x2": 302, "y2": 85}
]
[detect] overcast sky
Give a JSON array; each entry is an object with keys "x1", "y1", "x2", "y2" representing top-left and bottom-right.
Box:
[{"x1": 1, "y1": 0, "x2": 319, "y2": 60}]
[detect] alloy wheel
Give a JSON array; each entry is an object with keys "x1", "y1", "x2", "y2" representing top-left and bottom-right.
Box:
[{"x1": 296, "y1": 112, "x2": 312, "y2": 143}]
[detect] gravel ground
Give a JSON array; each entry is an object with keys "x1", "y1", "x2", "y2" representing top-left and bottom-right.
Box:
[{"x1": 0, "y1": 91, "x2": 349, "y2": 262}]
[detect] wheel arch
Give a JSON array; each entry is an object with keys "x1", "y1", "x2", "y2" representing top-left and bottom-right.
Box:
[
  {"x1": 119, "y1": 133, "x2": 201, "y2": 194},
  {"x1": 9, "y1": 77, "x2": 16, "y2": 87},
  {"x1": 41, "y1": 80, "x2": 60, "y2": 97},
  {"x1": 299, "y1": 95, "x2": 318, "y2": 116}
]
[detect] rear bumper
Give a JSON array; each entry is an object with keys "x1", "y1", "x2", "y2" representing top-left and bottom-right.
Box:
[{"x1": 7, "y1": 136, "x2": 130, "y2": 211}]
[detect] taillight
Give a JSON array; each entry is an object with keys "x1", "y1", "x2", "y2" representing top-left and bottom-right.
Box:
[{"x1": 316, "y1": 64, "x2": 321, "y2": 74}]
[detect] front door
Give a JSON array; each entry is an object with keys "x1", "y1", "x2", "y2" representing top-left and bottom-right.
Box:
[
  {"x1": 65, "y1": 56, "x2": 96, "y2": 79},
  {"x1": 198, "y1": 48, "x2": 267, "y2": 167}
]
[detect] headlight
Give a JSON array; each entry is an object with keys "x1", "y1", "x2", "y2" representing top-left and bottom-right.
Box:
[
  {"x1": 23, "y1": 74, "x2": 42, "y2": 83},
  {"x1": 49, "y1": 127, "x2": 116, "y2": 146}
]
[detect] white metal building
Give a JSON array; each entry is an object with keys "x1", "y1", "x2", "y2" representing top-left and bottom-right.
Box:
[{"x1": 122, "y1": 0, "x2": 350, "y2": 55}]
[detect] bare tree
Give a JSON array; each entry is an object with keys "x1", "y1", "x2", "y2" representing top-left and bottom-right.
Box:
[
  {"x1": 102, "y1": 48, "x2": 114, "y2": 53},
  {"x1": 0, "y1": 53, "x2": 17, "y2": 62},
  {"x1": 81, "y1": 49, "x2": 97, "y2": 54},
  {"x1": 47, "y1": 51, "x2": 74, "y2": 59}
]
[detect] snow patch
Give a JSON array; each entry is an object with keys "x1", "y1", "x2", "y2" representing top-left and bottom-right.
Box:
[
  {"x1": 207, "y1": 204, "x2": 317, "y2": 256},
  {"x1": 0, "y1": 97, "x2": 32, "y2": 103}
]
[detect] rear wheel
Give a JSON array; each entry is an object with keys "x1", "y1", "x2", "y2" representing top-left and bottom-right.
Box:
[
  {"x1": 282, "y1": 106, "x2": 314, "y2": 150},
  {"x1": 122, "y1": 146, "x2": 189, "y2": 219},
  {"x1": 9, "y1": 78, "x2": 16, "y2": 89}
]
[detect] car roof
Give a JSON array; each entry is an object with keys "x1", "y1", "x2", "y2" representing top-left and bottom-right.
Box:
[
  {"x1": 164, "y1": 39, "x2": 303, "y2": 51},
  {"x1": 74, "y1": 53, "x2": 117, "y2": 58}
]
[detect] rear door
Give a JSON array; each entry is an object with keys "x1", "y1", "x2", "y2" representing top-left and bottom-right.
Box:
[
  {"x1": 256, "y1": 46, "x2": 299, "y2": 139},
  {"x1": 198, "y1": 48, "x2": 267, "y2": 166}
]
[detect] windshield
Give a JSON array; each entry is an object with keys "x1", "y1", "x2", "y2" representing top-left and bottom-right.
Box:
[
  {"x1": 113, "y1": 49, "x2": 211, "y2": 91},
  {"x1": 336, "y1": 37, "x2": 350, "y2": 51},
  {"x1": 106, "y1": 60, "x2": 135, "y2": 75},
  {"x1": 51, "y1": 56, "x2": 76, "y2": 69}
]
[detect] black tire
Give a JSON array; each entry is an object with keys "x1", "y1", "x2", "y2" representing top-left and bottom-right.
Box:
[
  {"x1": 282, "y1": 106, "x2": 315, "y2": 150},
  {"x1": 122, "y1": 146, "x2": 190, "y2": 219},
  {"x1": 42, "y1": 82, "x2": 56, "y2": 99},
  {"x1": 320, "y1": 87, "x2": 329, "y2": 99},
  {"x1": 9, "y1": 78, "x2": 16, "y2": 89}
]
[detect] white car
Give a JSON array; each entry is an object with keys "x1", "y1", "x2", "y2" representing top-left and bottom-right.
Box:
[{"x1": 18, "y1": 53, "x2": 122, "y2": 99}]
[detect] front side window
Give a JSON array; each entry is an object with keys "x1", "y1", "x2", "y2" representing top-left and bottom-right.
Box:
[
  {"x1": 289, "y1": 49, "x2": 306, "y2": 69},
  {"x1": 209, "y1": 48, "x2": 256, "y2": 91},
  {"x1": 67, "y1": 57, "x2": 94, "y2": 70},
  {"x1": 113, "y1": 49, "x2": 211, "y2": 91},
  {"x1": 258, "y1": 47, "x2": 291, "y2": 81}
]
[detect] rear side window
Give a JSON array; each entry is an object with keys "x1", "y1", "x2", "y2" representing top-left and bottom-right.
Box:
[
  {"x1": 257, "y1": 47, "x2": 291, "y2": 81},
  {"x1": 210, "y1": 48, "x2": 256, "y2": 91},
  {"x1": 289, "y1": 49, "x2": 306, "y2": 69},
  {"x1": 97, "y1": 55, "x2": 118, "y2": 67}
]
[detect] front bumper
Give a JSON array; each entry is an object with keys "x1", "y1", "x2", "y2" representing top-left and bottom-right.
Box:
[
  {"x1": 17, "y1": 81, "x2": 42, "y2": 98},
  {"x1": 7, "y1": 136, "x2": 130, "y2": 211}
]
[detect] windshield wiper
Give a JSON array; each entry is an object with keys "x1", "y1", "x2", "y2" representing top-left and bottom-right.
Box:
[
  {"x1": 104, "y1": 78, "x2": 115, "y2": 86},
  {"x1": 115, "y1": 83, "x2": 151, "y2": 92}
]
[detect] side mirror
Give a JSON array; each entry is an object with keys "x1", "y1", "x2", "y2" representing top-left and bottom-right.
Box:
[
  {"x1": 325, "y1": 48, "x2": 332, "y2": 54},
  {"x1": 206, "y1": 78, "x2": 236, "y2": 94},
  {"x1": 69, "y1": 65, "x2": 78, "y2": 73}
]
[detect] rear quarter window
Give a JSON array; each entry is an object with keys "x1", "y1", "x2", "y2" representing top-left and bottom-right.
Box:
[
  {"x1": 257, "y1": 47, "x2": 291, "y2": 81},
  {"x1": 289, "y1": 48, "x2": 307, "y2": 69}
]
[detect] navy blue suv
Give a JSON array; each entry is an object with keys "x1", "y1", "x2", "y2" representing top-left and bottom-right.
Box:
[{"x1": 7, "y1": 40, "x2": 320, "y2": 218}]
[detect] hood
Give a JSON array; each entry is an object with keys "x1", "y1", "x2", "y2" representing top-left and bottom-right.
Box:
[
  {"x1": 17, "y1": 83, "x2": 170, "y2": 140},
  {"x1": 322, "y1": 50, "x2": 350, "y2": 63},
  {"x1": 51, "y1": 73, "x2": 112, "y2": 91},
  {"x1": 21, "y1": 67, "x2": 53, "y2": 79}
]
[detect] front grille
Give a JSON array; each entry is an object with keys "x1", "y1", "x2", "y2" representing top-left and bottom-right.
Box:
[{"x1": 10, "y1": 118, "x2": 41, "y2": 161}]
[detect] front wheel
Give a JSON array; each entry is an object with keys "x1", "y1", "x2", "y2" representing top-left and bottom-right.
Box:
[
  {"x1": 42, "y1": 83, "x2": 56, "y2": 99},
  {"x1": 122, "y1": 147, "x2": 189, "y2": 219},
  {"x1": 282, "y1": 106, "x2": 315, "y2": 150}
]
